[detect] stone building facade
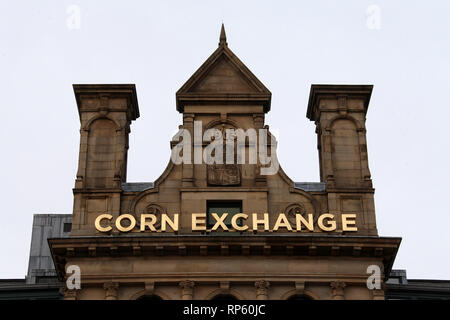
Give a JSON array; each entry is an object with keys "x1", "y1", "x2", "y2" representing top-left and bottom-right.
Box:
[{"x1": 49, "y1": 25, "x2": 401, "y2": 300}]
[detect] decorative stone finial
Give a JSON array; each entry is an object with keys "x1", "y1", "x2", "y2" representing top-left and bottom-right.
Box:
[{"x1": 219, "y1": 23, "x2": 227, "y2": 46}]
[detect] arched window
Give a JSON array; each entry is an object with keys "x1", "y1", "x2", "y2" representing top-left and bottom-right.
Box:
[
  {"x1": 211, "y1": 294, "x2": 239, "y2": 300},
  {"x1": 136, "y1": 294, "x2": 163, "y2": 301},
  {"x1": 287, "y1": 294, "x2": 312, "y2": 300},
  {"x1": 330, "y1": 119, "x2": 362, "y2": 187},
  {"x1": 86, "y1": 119, "x2": 117, "y2": 188}
]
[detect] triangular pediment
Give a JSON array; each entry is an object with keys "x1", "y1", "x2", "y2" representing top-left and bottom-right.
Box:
[
  {"x1": 189, "y1": 55, "x2": 260, "y2": 93},
  {"x1": 176, "y1": 26, "x2": 271, "y2": 112}
]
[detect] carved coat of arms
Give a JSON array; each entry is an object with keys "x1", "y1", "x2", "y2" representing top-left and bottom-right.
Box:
[{"x1": 207, "y1": 164, "x2": 240, "y2": 186}]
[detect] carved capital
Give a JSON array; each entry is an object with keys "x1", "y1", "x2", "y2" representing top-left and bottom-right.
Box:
[
  {"x1": 63, "y1": 287, "x2": 78, "y2": 300},
  {"x1": 183, "y1": 113, "x2": 195, "y2": 123},
  {"x1": 357, "y1": 127, "x2": 367, "y2": 133},
  {"x1": 253, "y1": 114, "x2": 264, "y2": 128},
  {"x1": 220, "y1": 281, "x2": 230, "y2": 290},
  {"x1": 104, "y1": 281, "x2": 119, "y2": 300},
  {"x1": 179, "y1": 280, "x2": 195, "y2": 300},
  {"x1": 372, "y1": 288, "x2": 385, "y2": 300},
  {"x1": 255, "y1": 280, "x2": 270, "y2": 300},
  {"x1": 330, "y1": 281, "x2": 346, "y2": 300},
  {"x1": 179, "y1": 280, "x2": 195, "y2": 290},
  {"x1": 337, "y1": 95, "x2": 347, "y2": 108}
]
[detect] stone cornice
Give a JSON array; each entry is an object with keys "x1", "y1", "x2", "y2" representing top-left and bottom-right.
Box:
[
  {"x1": 306, "y1": 84, "x2": 373, "y2": 121},
  {"x1": 49, "y1": 235, "x2": 401, "y2": 282},
  {"x1": 180, "y1": 187, "x2": 268, "y2": 193},
  {"x1": 73, "y1": 84, "x2": 140, "y2": 121}
]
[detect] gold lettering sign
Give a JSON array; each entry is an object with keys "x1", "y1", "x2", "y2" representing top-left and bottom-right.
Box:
[
  {"x1": 191, "y1": 213, "x2": 206, "y2": 231},
  {"x1": 94, "y1": 213, "x2": 358, "y2": 233},
  {"x1": 95, "y1": 214, "x2": 113, "y2": 232}
]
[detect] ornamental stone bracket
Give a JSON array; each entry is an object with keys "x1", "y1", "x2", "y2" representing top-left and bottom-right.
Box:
[
  {"x1": 295, "y1": 281, "x2": 305, "y2": 293},
  {"x1": 330, "y1": 281, "x2": 346, "y2": 300},
  {"x1": 372, "y1": 288, "x2": 385, "y2": 300},
  {"x1": 104, "y1": 281, "x2": 119, "y2": 300},
  {"x1": 180, "y1": 280, "x2": 195, "y2": 300},
  {"x1": 144, "y1": 281, "x2": 155, "y2": 294},
  {"x1": 255, "y1": 280, "x2": 270, "y2": 300},
  {"x1": 63, "y1": 287, "x2": 78, "y2": 300}
]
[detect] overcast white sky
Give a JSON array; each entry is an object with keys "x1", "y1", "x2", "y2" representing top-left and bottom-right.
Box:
[{"x1": 1, "y1": 0, "x2": 449, "y2": 280}]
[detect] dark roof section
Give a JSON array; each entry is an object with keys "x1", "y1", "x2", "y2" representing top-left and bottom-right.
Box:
[
  {"x1": 386, "y1": 270, "x2": 450, "y2": 300},
  {"x1": 0, "y1": 280, "x2": 62, "y2": 300},
  {"x1": 294, "y1": 182, "x2": 326, "y2": 192},
  {"x1": 121, "y1": 182, "x2": 154, "y2": 192}
]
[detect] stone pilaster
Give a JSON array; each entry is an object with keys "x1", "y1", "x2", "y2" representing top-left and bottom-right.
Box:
[
  {"x1": 255, "y1": 280, "x2": 270, "y2": 300},
  {"x1": 182, "y1": 113, "x2": 195, "y2": 187},
  {"x1": 179, "y1": 280, "x2": 195, "y2": 300}
]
